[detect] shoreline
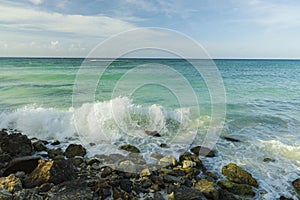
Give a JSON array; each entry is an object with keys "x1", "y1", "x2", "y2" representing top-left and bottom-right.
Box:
[{"x1": 0, "y1": 128, "x2": 299, "y2": 200}]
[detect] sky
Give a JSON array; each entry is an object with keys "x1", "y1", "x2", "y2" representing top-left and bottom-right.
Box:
[{"x1": 1, "y1": 0, "x2": 300, "y2": 58}]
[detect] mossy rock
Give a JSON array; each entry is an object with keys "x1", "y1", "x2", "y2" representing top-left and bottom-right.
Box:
[{"x1": 218, "y1": 180, "x2": 255, "y2": 196}]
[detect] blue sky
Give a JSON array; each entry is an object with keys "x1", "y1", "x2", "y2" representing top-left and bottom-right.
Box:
[{"x1": 1, "y1": 0, "x2": 300, "y2": 58}]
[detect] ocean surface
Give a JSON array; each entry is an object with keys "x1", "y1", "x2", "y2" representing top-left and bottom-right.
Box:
[{"x1": 0, "y1": 58, "x2": 299, "y2": 199}]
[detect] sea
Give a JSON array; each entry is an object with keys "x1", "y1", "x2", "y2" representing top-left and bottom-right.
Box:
[{"x1": 0, "y1": 58, "x2": 299, "y2": 199}]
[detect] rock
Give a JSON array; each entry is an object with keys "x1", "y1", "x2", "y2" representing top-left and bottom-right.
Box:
[
  {"x1": 100, "y1": 166, "x2": 113, "y2": 178},
  {"x1": 140, "y1": 178, "x2": 152, "y2": 188},
  {"x1": 222, "y1": 163, "x2": 258, "y2": 187},
  {"x1": 45, "y1": 179, "x2": 94, "y2": 200},
  {"x1": 292, "y1": 178, "x2": 300, "y2": 191},
  {"x1": 217, "y1": 180, "x2": 255, "y2": 196},
  {"x1": 160, "y1": 143, "x2": 168, "y2": 148},
  {"x1": 13, "y1": 189, "x2": 43, "y2": 200},
  {"x1": 182, "y1": 160, "x2": 196, "y2": 169},
  {"x1": 263, "y1": 157, "x2": 275, "y2": 162},
  {"x1": 154, "y1": 192, "x2": 165, "y2": 200},
  {"x1": 158, "y1": 155, "x2": 177, "y2": 166},
  {"x1": 46, "y1": 148, "x2": 63, "y2": 159},
  {"x1": 68, "y1": 157, "x2": 84, "y2": 167},
  {"x1": 50, "y1": 140, "x2": 60, "y2": 145},
  {"x1": 194, "y1": 179, "x2": 219, "y2": 200},
  {"x1": 145, "y1": 130, "x2": 161, "y2": 137},
  {"x1": 119, "y1": 179, "x2": 132, "y2": 193},
  {"x1": 118, "y1": 160, "x2": 136, "y2": 173},
  {"x1": 0, "y1": 133, "x2": 33, "y2": 157},
  {"x1": 119, "y1": 144, "x2": 140, "y2": 153},
  {"x1": 0, "y1": 174, "x2": 22, "y2": 192},
  {"x1": 222, "y1": 136, "x2": 240, "y2": 142},
  {"x1": 179, "y1": 152, "x2": 205, "y2": 171},
  {"x1": 140, "y1": 168, "x2": 151, "y2": 178},
  {"x1": 191, "y1": 146, "x2": 216, "y2": 157},
  {"x1": 64, "y1": 144, "x2": 86, "y2": 158},
  {"x1": 173, "y1": 186, "x2": 207, "y2": 200},
  {"x1": 163, "y1": 175, "x2": 184, "y2": 184},
  {"x1": 24, "y1": 159, "x2": 77, "y2": 188},
  {"x1": 0, "y1": 153, "x2": 11, "y2": 163},
  {"x1": 279, "y1": 196, "x2": 294, "y2": 200},
  {"x1": 0, "y1": 188, "x2": 13, "y2": 200},
  {"x1": 32, "y1": 140, "x2": 47, "y2": 152},
  {"x1": 3, "y1": 156, "x2": 40, "y2": 176}
]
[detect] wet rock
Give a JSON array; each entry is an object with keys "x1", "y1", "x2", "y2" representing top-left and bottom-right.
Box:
[
  {"x1": 263, "y1": 157, "x2": 275, "y2": 162},
  {"x1": 154, "y1": 192, "x2": 165, "y2": 200},
  {"x1": 279, "y1": 196, "x2": 294, "y2": 200},
  {"x1": 68, "y1": 157, "x2": 84, "y2": 167},
  {"x1": 100, "y1": 166, "x2": 113, "y2": 178},
  {"x1": 150, "y1": 175, "x2": 165, "y2": 188},
  {"x1": 0, "y1": 133, "x2": 33, "y2": 157},
  {"x1": 194, "y1": 179, "x2": 219, "y2": 200},
  {"x1": 0, "y1": 153, "x2": 11, "y2": 163},
  {"x1": 140, "y1": 168, "x2": 151, "y2": 178},
  {"x1": 292, "y1": 178, "x2": 300, "y2": 191},
  {"x1": 163, "y1": 175, "x2": 184, "y2": 184},
  {"x1": 3, "y1": 156, "x2": 40, "y2": 176},
  {"x1": 119, "y1": 160, "x2": 136, "y2": 173},
  {"x1": 158, "y1": 155, "x2": 177, "y2": 166},
  {"x1": 160, "y1": 143, "x2": 168, "y2": 148},
  {"x1": 222, "y1": 163, "x2": 258, "y2": 187},
  {"x1": 119, "y1": 144, "x2": 140, "y2": 153},
  {"x1": 191, "y1": 146, "x2": 216, "y2": 157},
  {"x1": 222, "y1": 136, "x2": 240, "y2": 142},
  {"x1": 120, "y1": 179, "x2": 132, "y2": 193},
  {"x1": 151, "y1": 153, "x2": 164, "y2": 160},
  {"x1": 45, "y1": 179, "x2": 94, "y2": 200},
  {"x1": 32, "y1": 139, "x2": 47, "y2": 152},
  {"x1": 179, "y1": 152, "x2": 205, "y2": 171},
  {"x1": 0, "y1": 188, "x2": 12, "y2": 200},
  {"x1": 46, "y1": 148, "x2": 63, "y2": 159},
  {"x1": 140, "y1": 178, "x2": 152, "y2": 188},
  {"x1": 0, "y1": 174, "x2": 22, "y2": 192},
  {"x1": 85, "y1": 157, "x2": 100, "y2": 165},
  {"x1": 13, "y1": 189, "x2": 43, "y2": 200},
  {"x1": 173, "y1": 186, "x2": 207, "y2": 200},
  {"x1": 24, "y1": 159, "x2": 77, "y2": 188},
  {"x1": 182, "y1": 160, "x2": 196, "y2": 169},
  {"x1": 64, "y1": 144, "x2": 86, "y2": 158},
  {"x1": 217, "y1": 180, "x2": 255, "y2": 196},
  {"x1": 50, "y1": 140, "x2": 60, "y2": 146},
  {"x1": 145, "y1": 130, "x2": 161, "y2": 137}
]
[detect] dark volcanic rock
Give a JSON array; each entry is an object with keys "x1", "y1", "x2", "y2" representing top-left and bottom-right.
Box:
[
  {"x1": 32, "y1": 140, "x2": 47, "y2": 152},
  {"x1": 64, "y1": 144, "x2": 87, "y2": 158},
  {"x1": 191, "y1": 146, "x2": 216, "y2": 157},
  {"x1": 173, "y1": 186, "x2": 207, "y2": 200},
  {"x1": 4, "y1": 156, "x2": 40, "y2": 176},
  {"x1": 119, "y1": 144, "x2": 140, "y2": 153},
  {"x1": 222, "y1": 136, "x2": 240, "y2": 142},
  {"x1": 218, "y1": 180, "x2": 255, "y2": 196},
  {"x1": 222, "y1": 163, "x2": 258, "y2": 187},
  {"x1": 50, "y1": 140, "x2": 60, "y2": 146},
  {"x1": 45, "y1": 179, "x2": 94, "y2": 200},
  {"x1": 0, "y1": 133, "x2": 33, "y2": 157},
  {"x1": 145, "y1": 130, "x2": 161, "y2": 137},
  {"x1": 24, "y1": 159, "x2": 77, "y2": 188},
  {"x1": 292, "y1": 178, "x2": 300, "y2": 191},
  {"x1": 46, "y1": 148, "x2": 64, "y2": 159}
]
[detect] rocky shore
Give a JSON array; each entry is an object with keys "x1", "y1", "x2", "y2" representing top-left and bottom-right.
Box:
[{"x1": 0, "y1": 128, "x2": 299, "y2": 199}]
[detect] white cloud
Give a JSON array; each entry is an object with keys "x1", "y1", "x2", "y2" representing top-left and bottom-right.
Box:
[
  {"x1": 232, "y1": 0, "x2": 300, "y2": 29},
  {"x1": 29, "y1": 0, "x2": 43, "y2": 5},
  {"x1": 0, "y1": 3, "x2": 136, "y2": 37},
  {"x1": 50, "y1": 41, "x2": 59, "y2": 49}
]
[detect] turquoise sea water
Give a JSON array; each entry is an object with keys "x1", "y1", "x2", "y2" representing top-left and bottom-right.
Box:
[{"x1": 0, "y1": 58, "x2": 299, "y2": 199}]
